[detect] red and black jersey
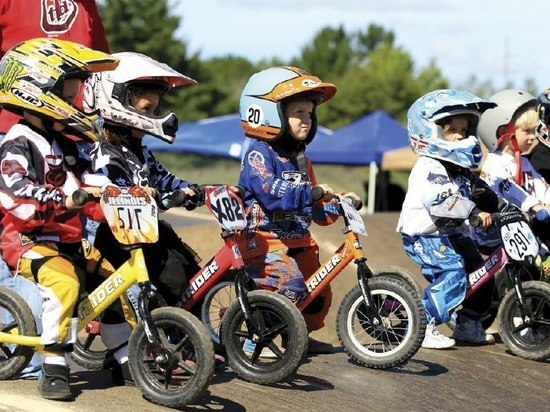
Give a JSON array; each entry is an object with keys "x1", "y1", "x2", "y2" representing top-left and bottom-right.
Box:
[{"x1": 0, "y1": 122, "x2": 98, "y2": 271}]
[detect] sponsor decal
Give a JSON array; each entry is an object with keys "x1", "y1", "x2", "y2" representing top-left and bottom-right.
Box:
[
  {"x1": 468, "y1": 253, "x2": 501, "y2": 287},
  {"x1": 0, "y1": 60, "x2": 23, "y2": 92},
  {"x1": 41, "y1": 0, "x2": 78, "y2": 34},
  {"x1": 307, "y1": 255, "x2": 341, "y2": 292},
  {"x1": 181, "y1": 260, "x2": 220, "y2": 303},
  {"x1": 12, "y1": 88, "x2": 43, "y2": 107},
  {"x1": 78, "y1": 274, "x2": 124, "y2": 320}
]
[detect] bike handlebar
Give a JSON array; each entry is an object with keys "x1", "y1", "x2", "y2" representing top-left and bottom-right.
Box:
[
  {"x1": 469, "y1": 209, "x2": 550, "y2": 227},
  {"x1": 311, "y1": 186, "x2": 363, "y2": 210},
  {"x1": 163, "y1": 184, "x2": 246, "y2": 211}
]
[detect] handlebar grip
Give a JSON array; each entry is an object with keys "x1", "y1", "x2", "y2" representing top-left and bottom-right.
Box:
[
  {"x1": 311, "y1": 186, "x2": 324, "y2": 201},
  {"x1": 346, "y1": 197, "x2": 363, "y2": 210},
  {"x1": 162, "y1": 190, "x2": 186, "y2": 209},
  {"x1": 468, "y1": 214, "x2": 482, "y2": 227},
  {"x1": 72, "y1": 189, "x2": 90, "y2": 207}
]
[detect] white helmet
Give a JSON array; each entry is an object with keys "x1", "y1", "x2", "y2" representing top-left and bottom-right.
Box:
[{"x1": 83, "y1": 52, "x2": 196, "y2": 143}]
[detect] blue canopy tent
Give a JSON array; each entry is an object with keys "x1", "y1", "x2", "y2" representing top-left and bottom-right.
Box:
[
  {"x1": 143, "y1": 113, "x2": 334, "y2": 160},
  {"x1": 307, "y1": 110, "x2": 409, "y2": 213}
]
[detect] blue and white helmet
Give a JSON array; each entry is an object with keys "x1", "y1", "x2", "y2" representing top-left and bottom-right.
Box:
[
  {"x1": 239, "y1": 66, "x2": 337, "y2": 143},
  {"x1": 407, "y1": 89, "x2": 497, "y2": 168}
]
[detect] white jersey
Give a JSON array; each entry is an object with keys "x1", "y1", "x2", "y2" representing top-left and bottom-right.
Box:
[
  {"x1": 480, "y1": 151, "x2": 550, "y2": 212},
  {"x1": 397, "y1": 156, "x2": 476, "y2": 236}
]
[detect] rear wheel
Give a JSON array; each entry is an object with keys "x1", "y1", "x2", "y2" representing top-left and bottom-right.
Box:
[
  {"x1": 200, "y1": 276, "x2": 236, "y2": 351},
  {"x1": 0, "y1": 286, "x2": 36, "y2": 379}
]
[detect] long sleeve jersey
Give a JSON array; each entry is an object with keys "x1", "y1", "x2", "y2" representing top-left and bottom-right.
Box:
[
  {"x1": 89, "y1": 140, "x2": 193, "y2": 195},
  {"x1": 238, "y1": 140, "x2": 339, "y2": 257},
  {"x1": 0, "y1": 123, "x2": 98, "y2": 270},
  {"x1": 480, "y1": 151, "x2": 550, "y2": 212},
  {"x1": 397, "y1": 156, "x2": 499, "y2": 236}
]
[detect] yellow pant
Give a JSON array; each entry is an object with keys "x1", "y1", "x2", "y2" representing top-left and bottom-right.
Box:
[{"x1": 18, "y1": 241, "x2": 114, "y2": 349}]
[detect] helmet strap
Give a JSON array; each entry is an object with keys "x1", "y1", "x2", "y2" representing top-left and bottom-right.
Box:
[{"x1": 497, "y1": 122, "x2": 524, "y2": 186}]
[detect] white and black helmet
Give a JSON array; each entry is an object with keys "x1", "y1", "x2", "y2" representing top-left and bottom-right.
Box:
[{"x1": 83, "y1": 52, "x2": 196, "y2": 143}]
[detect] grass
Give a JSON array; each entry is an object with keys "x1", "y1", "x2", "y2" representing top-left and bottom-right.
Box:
[{"x1": 153, "y1": 152, "x2": 410, "y2": 203}]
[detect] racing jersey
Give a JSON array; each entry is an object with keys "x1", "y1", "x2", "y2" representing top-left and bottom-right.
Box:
[
  {"x1": 480, "y1": 151, "x2": 550, "y2": 212},
  {"x1": 0, "y1": 122, "x2": 98, "y2": 270},
  {"x1": 89, "y1": 140, "x2": 193, "y2": 194},
  {"x1": 397, "y1": 156, "x2": 498, "y2": 236},
  {"x1": 526, "y1": 142, "x2": 550, "y2": 184},
  {"x1": 238, "y1": 139, "x2": 339, "y2": 257}
]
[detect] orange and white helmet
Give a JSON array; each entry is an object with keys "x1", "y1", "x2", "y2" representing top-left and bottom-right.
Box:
[
  {"x1": 0, "y1": 37, "x2": 119, "y2": 142},
  {"x1": 83, "y1": 52, "x2": 196, "y2": 143},
  {"x1": 239, "y1": 66, "x2": 336, "y2": 143}
]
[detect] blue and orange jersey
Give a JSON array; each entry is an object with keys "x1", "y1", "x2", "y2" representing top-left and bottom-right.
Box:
[{"x1": 238, "y1": 140, "x2": 339, "y2": 257}]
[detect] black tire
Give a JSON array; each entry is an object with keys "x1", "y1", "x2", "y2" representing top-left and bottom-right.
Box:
[
  {"x1": 128, "y1": 307, "x2": 214, "y2": 408},
  {"x1": 497, "y1": 280, "x2": 550, "y2": 361},
  {"x1": 373, "y1": 266, "x2": 422, "y2": 298},
  {"x1": 0, "y1": 286, "x2": 37, "y2": 379},
  {"x1": 221, "y1": 290, "x2": 308, "y2": 385},
  {"x1": 336, "y1": 277, "x2": 426, "y2": 369},
  {"x1": 68, "y1": 320, "x2": 112, "y2": 370}
]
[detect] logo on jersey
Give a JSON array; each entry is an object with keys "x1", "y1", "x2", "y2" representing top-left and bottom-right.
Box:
[
  {"x1": 1, "y1": 153, "x2": 29, "y2": 187},
  {"x1": 41, "y1": 0, "x2": 78, "y2": 34},
  {"x1": 45, "y1": 154, "x2": 67, "y2": 187},
  {"x1": 282, "y1": 170, "x2": 303, "y2": 184}
]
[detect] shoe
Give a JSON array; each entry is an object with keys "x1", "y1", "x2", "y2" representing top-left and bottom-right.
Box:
[
  {"x1": 38, "y1": 364, "x2": 72, "y2": 401},
  {"x1": 111, "y1": 361, "x2": 133, "y2": 386},
  {"x1": 452, "y1": 318, "x2": 495, "y2": 344},
  {"x1": 307, "y1": 337, "x2": 334, "y2": 354},
  {"x1": 214, "y1": 353, "x2": 226, "y2": 367},
  {"x1": 421, "y1": 319, "x2": 455, "y2": 349},
  {"x1": 243, "y1": 338, "x2": 278, "y2": 359}
]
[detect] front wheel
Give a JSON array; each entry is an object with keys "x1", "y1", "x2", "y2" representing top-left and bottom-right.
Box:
[
  {"x1": 0, "y1": 286, "x2": 36, "y2": 379},
  {"x1": 221, "y1": 290, "x2": 308, "y2": 385},
  {"x1": 497, "y1": 280, "x2": 550, "y2": 361},
  {"x1": 128, "y1": 307, "x2": 214, "y2": 408},
  {"x1": 336, "y1": 277, "x2": 426, "y2": 369}
]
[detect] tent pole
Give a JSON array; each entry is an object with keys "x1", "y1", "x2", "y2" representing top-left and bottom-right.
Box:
[{"x1": 367, "y1": 161, "x2": 378, "y2": 215}]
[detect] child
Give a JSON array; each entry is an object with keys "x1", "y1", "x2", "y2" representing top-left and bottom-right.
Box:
[
  {"x1": 237, "y1": 66, "x2": 361, "y2": 354},
  {"x1": 0, "y1": 38, "x2": 119, "y2": 400},
  {"x1": 83, "y1": 51, "x2": 202, "y2": 306},
  {"x1": 478, "y1": 89, "x2": 550, "y2": 273},
  {"x1": 398, "y1": 89, "x2": 500, "y2": 349}
]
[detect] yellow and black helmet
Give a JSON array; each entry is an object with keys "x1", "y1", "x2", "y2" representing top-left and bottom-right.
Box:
[{"x1": 0, "y1": 37, "x2": 119, "y2": 141}]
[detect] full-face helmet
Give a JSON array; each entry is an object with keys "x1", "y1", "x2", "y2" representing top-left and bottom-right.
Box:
[
  {"x1": 83, "y1": 52, "x2": 196, "y2": 143},
  {"x1": 0, "y1": 38, "x2": 119, "y2": 142},
  {"x1": 407, "y1": 89, "x2": 496, "y2": 168},
  {"x1": 239, "y1": 66, "x2": 336, "y2": 144}
]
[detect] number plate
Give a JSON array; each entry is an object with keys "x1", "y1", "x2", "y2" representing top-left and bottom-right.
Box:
[
  {"x1": 101, "y1": 186, "x2": 159, "y2": 245},
  {"x1": 500, "y1": 220, "x2": 539, "y2": 262},
  {"x1": 337, "y1": 195, "x2": 367, "y2": 236},
  {"x1": 204, "y1": 185, "x2": 247, "y2": 231}
]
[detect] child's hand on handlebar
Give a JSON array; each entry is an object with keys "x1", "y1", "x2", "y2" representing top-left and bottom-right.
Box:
[
  {"x1": 476, "y1": 211, "x2": 493, "y2": 229},
  {"x1": 317, "y1": 184, "x2": 335, "y2": 202}
]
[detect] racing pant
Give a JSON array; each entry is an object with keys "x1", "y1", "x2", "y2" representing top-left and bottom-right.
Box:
[
  {"x1": 403, "y1": 233, "x2": 494, "y2": 324},
  {"x1": 17, "y1": 241, "x2": 118, "y2": 350},
  {"x1": 245, "y1": 244, "x2": 332, "y2": 332}
]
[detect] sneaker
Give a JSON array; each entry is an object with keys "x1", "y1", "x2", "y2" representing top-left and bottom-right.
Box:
[
  {"x1": 307, "y1": 337, "x2": 334, "y2": 354},
  {"x1": 111, "y1": 361, "x2": 133, "y2": 386},
  {"x1": 38, "y1": 364, "x2": 72, "y2": 401},
  {"x1": 452, "y1": 318, "x2": 495, "y2": 344},
  {"x1": 421, "y1": 320, "x2": 455, "y2": 349},
  {"x1": 243, "y1": 338, "x2": 278, "y2": 359}
]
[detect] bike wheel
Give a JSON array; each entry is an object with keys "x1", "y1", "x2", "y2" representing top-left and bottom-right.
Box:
[
  {"x1": 68, "y1": 320, "x2": 113, "y2": 370},
  {"x1": 497, "y1": 280, "x2": 550, "y2": 361},
  {"x1": 373, "y1": 266, "x2": 422, "y2": 298},
  {"x1": 0, "y1": 286, "x2": 36, "y2": 379},
  {"x1": 200, "y1": 279, "x2": 236, "y2": 348},
  {"x1": 336, "y1": 277, "x2": 426, "y2": 369},
  {"x1": 128, "y1": 307, "x2": 214, "y2": 408},
  {"x1": 221, "y1": 290, "x2": 308, "y2": 385}
]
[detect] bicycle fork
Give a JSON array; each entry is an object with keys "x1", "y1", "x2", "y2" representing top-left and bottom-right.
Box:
[
  {"x1": 356, "y1": 259, "x2": 384, "y2": 326},
  {"x1": 234, "y1": 267, "x2": 260, "y2": 334}
]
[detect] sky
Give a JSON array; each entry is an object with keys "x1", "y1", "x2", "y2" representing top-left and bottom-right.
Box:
[{"x1": 174, "y1": 0, "x2": 550, "y2": 93}]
